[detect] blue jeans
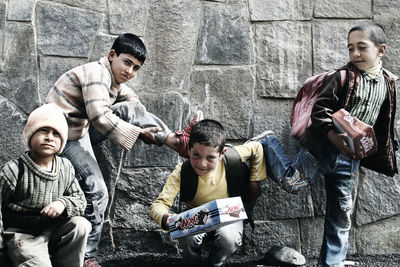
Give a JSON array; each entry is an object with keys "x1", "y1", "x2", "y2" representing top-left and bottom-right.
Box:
[
  {"x1": 178, "y1": 221, "x2": 243, "y2": 267},
  {"x1": 61, "y1": 101, "x2": 171, "y2": 258},
  {"x1": 260, "y1": 135, "x2": 360, "y2": 267}
]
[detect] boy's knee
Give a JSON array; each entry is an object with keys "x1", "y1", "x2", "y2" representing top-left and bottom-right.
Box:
[
  {"x1": 69, "y1": 217, "x2": 92, "y2": 237},
  {"x1": 337, "y1": 196, "x2": 352, "y2": 229},
  {"x1": 216, "y1": 230, "x2": 242, "y2": 253},
  {"x1": 76, "y1": 164, "x2": 108, "y2": 202}
]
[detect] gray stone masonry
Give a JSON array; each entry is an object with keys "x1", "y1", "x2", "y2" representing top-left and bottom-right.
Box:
[{"x1": 0, "y1": 0, "x2": 399, "y2": 264}]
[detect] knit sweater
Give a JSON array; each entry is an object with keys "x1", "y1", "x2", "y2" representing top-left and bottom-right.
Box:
[
  {"x1": 46, "y1": 57, "x2": 142, "y2": 151},
  {"x1": 0, "y1": 152, "x2": 86, "y2": 249}
]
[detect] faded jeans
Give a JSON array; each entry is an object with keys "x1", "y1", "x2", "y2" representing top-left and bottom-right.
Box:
[
  {"x1": 179, "y1": 221, "x2": 243, "y2": 267},
  {"x1": 61, "y1": 101, "x2": 171, "y2": 258},
  {"x1": 260, "y1": 135, "x2": 360, "y2": 267}
]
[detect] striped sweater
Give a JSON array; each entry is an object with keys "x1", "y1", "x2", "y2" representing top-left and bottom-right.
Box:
[
  {"x1": 46, "y1": 57, "x2": 142, "y2": 151},
  {"x1": 0, "y1": 152, "x2": 86, "y2": 249}
]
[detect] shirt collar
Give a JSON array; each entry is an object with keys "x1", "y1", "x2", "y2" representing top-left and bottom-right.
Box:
[{"x1": 361, "y1": 68, "x2": 383, "y2": 83}]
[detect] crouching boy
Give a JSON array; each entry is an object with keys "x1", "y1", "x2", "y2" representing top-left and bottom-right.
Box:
[
  {"x1": 0, "y1": 104, "x2": 91, "y2": 267},
  {"x1": 150, "y1": 119, "x2": 267, "y2": 266}
]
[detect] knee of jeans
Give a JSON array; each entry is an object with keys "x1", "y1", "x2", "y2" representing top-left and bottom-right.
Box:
[
  {"x1": 215, "y1": 231, "x2": 242, "y2": 253},
  {"x1": 111, "y1": 101, "x2": 144, "y2": 121},
  {"x1": 76, "y1": 164, "x2": 108, "y2": 200},
  {"x1": 69, "y1": 217, "x2": 92, "y2": 237},
  {"x1": 337, "y1": 196, "x2": 352, "y2": 229}
]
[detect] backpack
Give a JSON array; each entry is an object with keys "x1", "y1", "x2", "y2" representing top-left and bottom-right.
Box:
[
  {"x1": 290, "y1": 69, "x2": 347, "y2": 140},
  {"x1": 180, "y1": 146, "x2": 258, "y2": 229}
]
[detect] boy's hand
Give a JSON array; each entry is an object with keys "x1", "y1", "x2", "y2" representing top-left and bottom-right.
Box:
[
  {"x1": 162, "y1": 213, "x2": 175, "y2": 231},
  {"x1": 327, "y1": 129, "x2": 360, "y2": 160},
  {"x1": 41, "y1": 200, "x2": 65, "y2": 218},
  {"x1": 139, "y1": 127, "x2": 162, "y2": 145}
]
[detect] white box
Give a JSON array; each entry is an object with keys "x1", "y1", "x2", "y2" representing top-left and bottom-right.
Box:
[{"x1": 168, "y1": 197, "x2": 247, "y2": 239}]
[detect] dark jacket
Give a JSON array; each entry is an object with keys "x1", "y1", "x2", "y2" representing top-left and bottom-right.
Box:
[{"x1": 301, "y1": 62, "x2": 398, "y2": 176}]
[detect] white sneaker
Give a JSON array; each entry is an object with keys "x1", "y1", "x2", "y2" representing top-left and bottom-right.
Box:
[{"x1": 246, "y1": 130, "x2": 274, "y2": 143}]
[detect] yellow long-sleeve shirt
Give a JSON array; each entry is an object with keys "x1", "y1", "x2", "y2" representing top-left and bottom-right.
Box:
[{"x1": 150, "y1": 141, "x2": 267, "y2": 228}]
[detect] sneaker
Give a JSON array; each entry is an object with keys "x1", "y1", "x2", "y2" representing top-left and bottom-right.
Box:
[
  {"x1": 175, "y1": 110, "x2": 204, "y2": 158},
  {"x1": 344, "y1": 260, "x2": 357, "y2": 266},
  {"x1": 281, "y1": 166, "x2": 310, "y2": 194},
  {"x1": 83, "y1": 258, "x2": 101, "y2": 267},
  {"x1": 245, "y1": 130, "x2": 274, "y2": 144},
  {"x1": 264, "y1": 245, "x2": 306, "y2": 266}
]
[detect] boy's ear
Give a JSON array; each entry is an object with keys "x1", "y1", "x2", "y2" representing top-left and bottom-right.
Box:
[
  {"x1": 378, "y1": 44, "x2": 387, "y2": 57},
  {"x1": 108, "y1": 49, "x2": 116, "y2": 62},
  {"x1": 219, "y1": 147, "x2": 227, "y2": 159}
]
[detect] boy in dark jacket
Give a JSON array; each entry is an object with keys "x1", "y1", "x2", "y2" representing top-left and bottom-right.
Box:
[{"x1": 254, "y1": 22, "x2": 397, "y2": 267}]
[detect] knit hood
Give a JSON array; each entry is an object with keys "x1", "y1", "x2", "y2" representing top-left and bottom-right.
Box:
[{"x1": 23, "y1": 104, "x2": 68, "y2": 154}]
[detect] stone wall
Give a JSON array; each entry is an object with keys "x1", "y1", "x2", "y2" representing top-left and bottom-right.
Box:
[{"x1": 0, "y1": 0, "x2": 399, "y2": 263}]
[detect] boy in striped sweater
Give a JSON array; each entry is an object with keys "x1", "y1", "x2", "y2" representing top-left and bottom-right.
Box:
[
  {"x1": 46, "y1": 33, "x2": 201, "y2": 266},
  {"x1": 0, "y1": 104, "x2": 90, "y2": 267}
]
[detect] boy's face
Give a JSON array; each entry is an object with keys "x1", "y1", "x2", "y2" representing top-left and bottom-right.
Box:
[
  {"x1": 108, "y1": 50, "x2": 142, "y2": 84},
  {"x1": 347, "y1": 30, "x2": 386, "y2": 71},
  {"x1": 189, "y1": 143, "x2": 225, "y2": 176},
  {"x1": 30, "y1": 127, "x2": 62, "y2": 158}
]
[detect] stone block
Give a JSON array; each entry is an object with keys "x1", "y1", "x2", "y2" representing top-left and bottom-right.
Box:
[
  {"x1": 0, "y1": 23, "x2": 39, "y2": 113},
  {"x1": 314, "y1": 0, "x2": 371, "y2": 18},
  {"x1": 101, "y1": 229, "x2": 179, "y2": 256},
  {"x1": 355, "y1": 215, "x2": 400, "y2": 254},
  {"x1": 254, "y1": 179, "x2": 314, "y2": 221},
  {"x1": 36, "y1": 1, "x2": 103, "y2": 57},
  {"x1": 195, "y1": 2, "x2": 252, "y2": 65},
  {"x1": 48, "y1": 0, "x2": 107, "y2": 13},
  {"x1": 124, "y1": 92, "x2": 187, "y2": 167},
  {"x1": 254, "y1": 22, "x2": 312, "y2": 98},
  {"x1": 300, "y1": 216, "x2": 356, "y2": 257},
  {"x1": 299, "y1": 216, "x2": 325, "y2": 257},
  {"x1": 374, "y1": 0, "x2": 400, "y2": 15},
  {"x1": 111, "y1": 167, "x2": 176, "y2": 230},
  {"x1": 0, "y1": 97, "x2": 26, "y2": 165},
  {"x1": 374, "y1": 15, "x2": 400, "y2": 77},
  {"x1": 253, "y1": 99, "x2": 300, "y2": 159},
  {"x1": 39, "y1": 56, "x2": 88, "y2": 103},
  {"x1": 249, "y1": 0, "x2": 313, "y2": 21},
  {"x1": 188, "y1": 66, "x2": 254, "y2": 139},
  {"x1": 92, "y1": 138, "x2": 125, "y2": 219},
  {"x1": 312, "y1": 20, "x2": 368, "y2": 73},
  {"x1": 7, "y1": 0, "x2": 34, "y2": 21},
  {"x1": 0, "y1": 2, "x2": 5, "y2": 68},
  {"x1": 88, "y1": 34, "x2": 116, "y2": 62},
  {"x1": 135, "y1": 0, "x2": 201, "y2": 94},
  {"x1": 244, "y1": 220, "x2": 300, "y2": 257},
  {"x1": 355, "y1": 166, "x2": 400, "y2": 226},
  {"x1": 108, "y1": 0, "x2": 147, "y2": 35}
]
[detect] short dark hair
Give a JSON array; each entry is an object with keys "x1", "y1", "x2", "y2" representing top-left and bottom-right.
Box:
[
  {"x1": 111, "y1": 33, "x2": 146, "y2": 64},
  {"x1": 189, "y1": 119, "x2": 225, "y2": 153},
  {"x1": 348, "y1": 21, "x2": 387, "y2": 46}
]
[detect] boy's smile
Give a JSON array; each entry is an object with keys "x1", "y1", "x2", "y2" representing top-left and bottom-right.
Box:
[
  {"x1": 347, "y1": 30, "x2": 386, "y2": 71},
  {"x1": 189, "y1": 143, "x2": 225, "y2": 176},
  {"x1": 108, "y1": 50, "x2": 142, "y2": 85}
]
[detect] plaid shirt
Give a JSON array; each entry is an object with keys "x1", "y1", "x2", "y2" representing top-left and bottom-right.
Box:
[
  {"x1": 349, "y1": 69, "x2": 387, "y2": 126},
  {"x1": 46, "y1": 57, "x2": 141, "y2": 151}
]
